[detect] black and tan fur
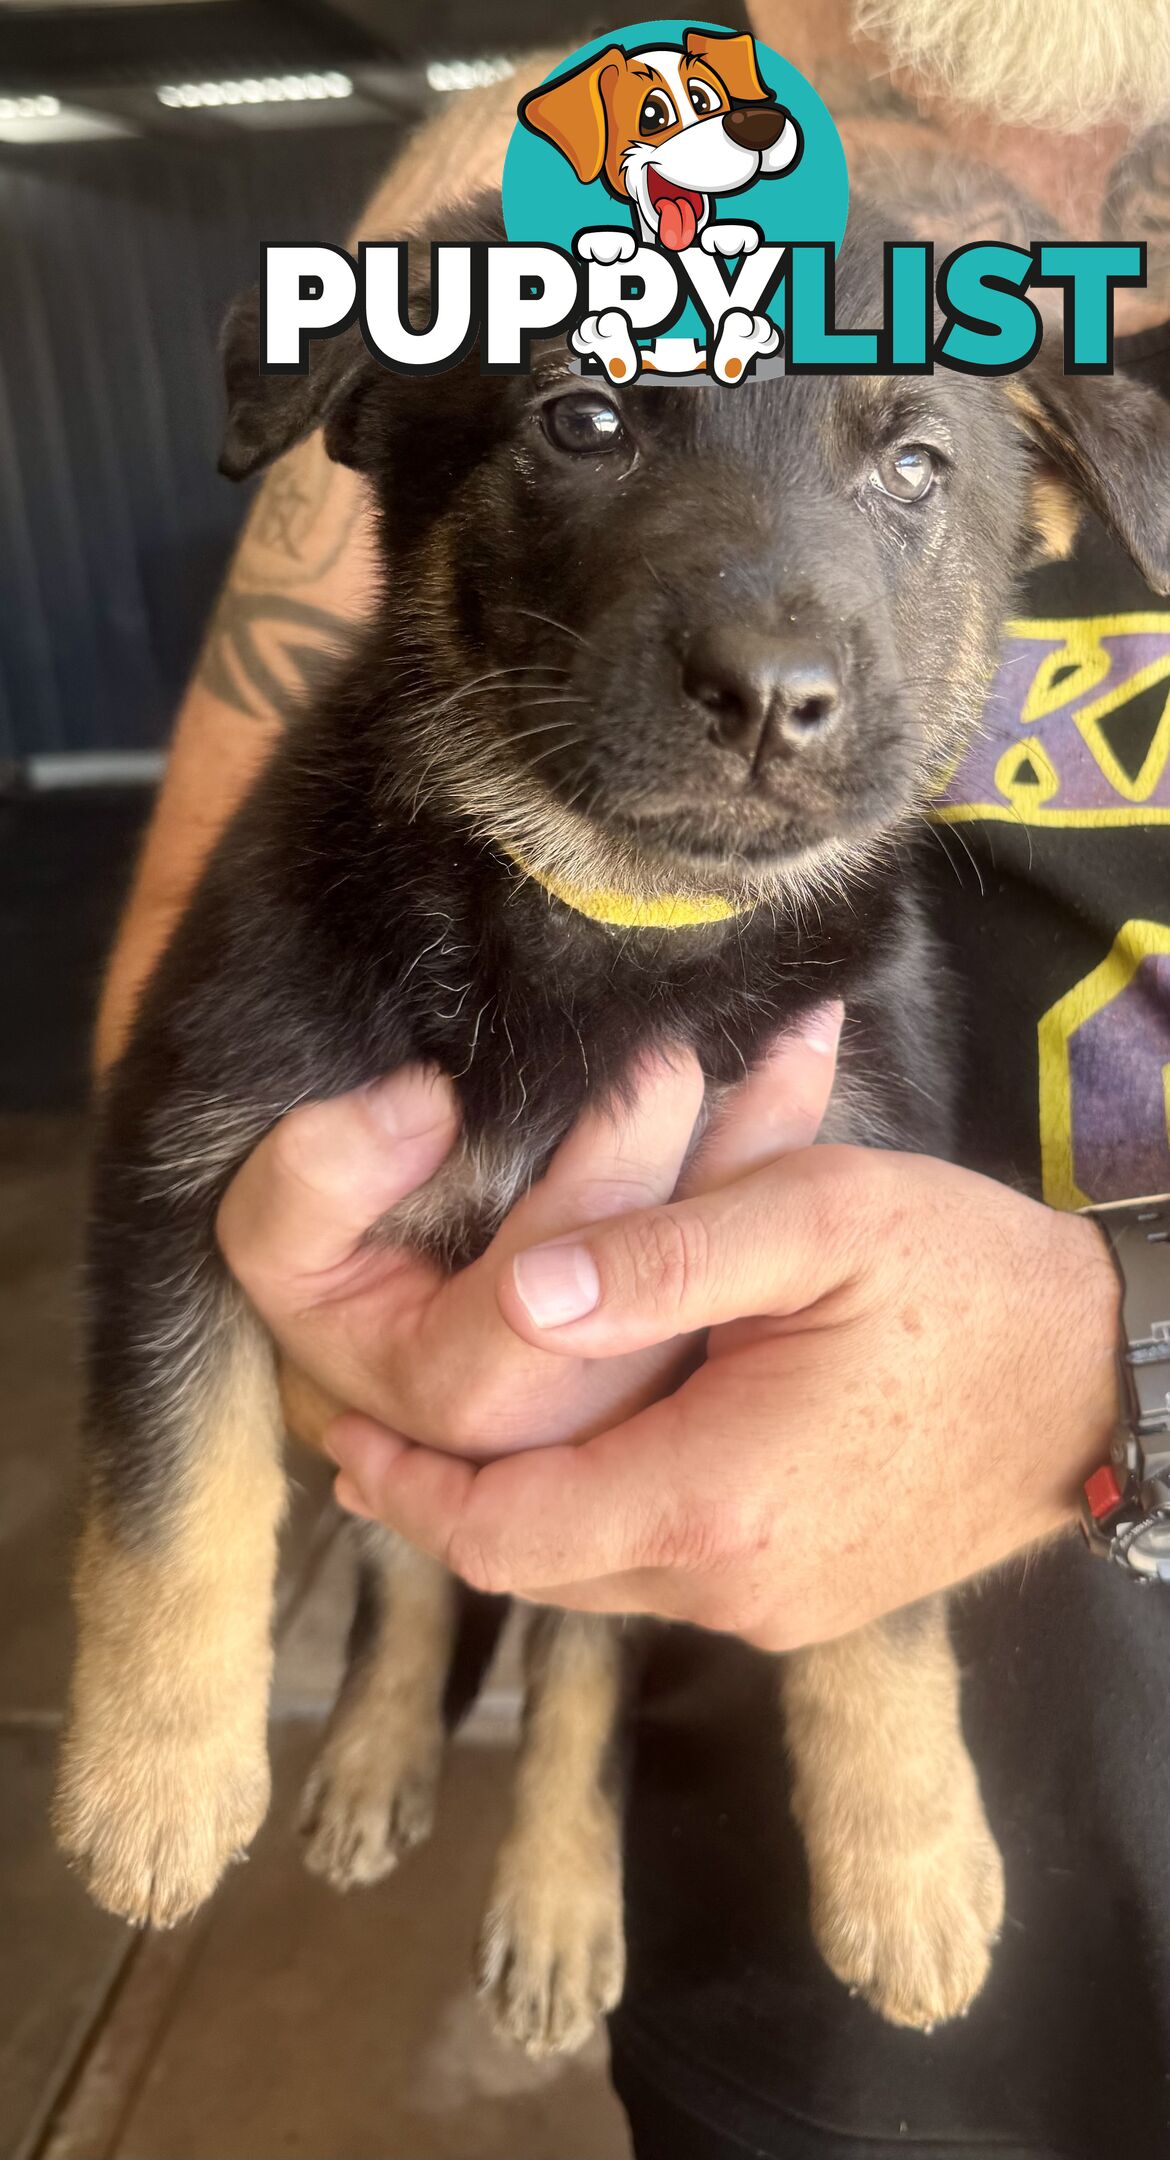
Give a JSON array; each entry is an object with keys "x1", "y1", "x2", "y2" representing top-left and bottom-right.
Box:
[{"x1": 56, "y1": 201, "x2": 1170, "y2": 2050}]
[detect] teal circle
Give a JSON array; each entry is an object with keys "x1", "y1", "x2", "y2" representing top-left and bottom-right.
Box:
[{"x1": 502, "y1": 19, "x2": 848, "y2": 353}]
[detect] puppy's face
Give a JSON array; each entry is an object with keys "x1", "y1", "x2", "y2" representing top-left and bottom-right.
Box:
[
  {"x1": 221, "y1": 212, "x2": 1170, "y2": 904},
  {"x1": 381, "y1": 368, "x2": 985, "y2": 883},
  {"x1": 453, "y1": 364, "x2": 1012, "y2": 880}
]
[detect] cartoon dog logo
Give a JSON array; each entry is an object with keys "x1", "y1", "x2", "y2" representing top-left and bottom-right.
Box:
[{"x1": 519, "y1": 27, "x2": 802, "y2": 381}]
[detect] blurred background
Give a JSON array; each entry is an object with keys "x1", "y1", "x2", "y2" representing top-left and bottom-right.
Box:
[
  {"x1": 0, "y1": 4, "x2": 645, "y2": 2154},
  {"x1": 0, "y1": 0, "x2": 580, "y2": 1114}
]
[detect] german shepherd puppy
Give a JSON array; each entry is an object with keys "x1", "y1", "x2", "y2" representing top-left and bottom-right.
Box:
[{"x1": 56, "y1": 201, "x2": 1170, "y2": 2054}]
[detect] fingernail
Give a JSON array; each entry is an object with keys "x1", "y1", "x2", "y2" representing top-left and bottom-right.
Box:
[
  {"x1": 329, "y1": 1419, "x2": 408, "y2": 1489},
  {"x1": 512, "y1": 1241, "x2": 601, "y2": 1328},
  {"x1": 795, "y1": 999, "x2": 844, "y2": 1055},
  {"x1": 365, "y1": 1065, "x2": 453, "y2": 1141},
  {"x1": 334, "y1": 1473, "x2": 375, "y2": 1520}
]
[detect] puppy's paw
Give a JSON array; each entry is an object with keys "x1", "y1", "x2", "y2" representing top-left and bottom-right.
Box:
[
  {"x1": 476, "y1": 1825, "x2": 625, "y2": 2057},
  {"x1": 808, "y1": 1796, "x2": 1005, "y2": 2031},
  {"x1": 570, "y1": 309, "x2": 641, "y2": 384},
  {"x1": 54, "y1": 1718, "x2": 269, "y2": 1928},
  {"x1": 299, "y1": 1713, "x2": 442, "y2": 1891},
  {"x1": 576, "y1": 227, "x2": 638, "y2": 266},
  {"x1": 712, "y1": 307, "x2": 779, "y2": 383},
  {"x1": 700, "y1": 220, "x2": 760, "y2": 256}
]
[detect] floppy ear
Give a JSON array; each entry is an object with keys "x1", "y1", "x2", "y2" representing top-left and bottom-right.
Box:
[
  {"x1": 517, "y1": 47, "x2": 624, "y2": 184},
  {"x1": 218, "y1": 286, "x2": 381, "y2": 482},
  {"x1": 1007, "y1": 359, "x2": 1170, "y2": 595},
  {"x1": 684, "y1": 28, "x2": 773, "y2": 104}
]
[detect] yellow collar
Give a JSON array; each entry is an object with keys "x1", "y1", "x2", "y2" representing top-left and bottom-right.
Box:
[{"x1": 499, "y1": 842, "x2": 748, "y2": 929}]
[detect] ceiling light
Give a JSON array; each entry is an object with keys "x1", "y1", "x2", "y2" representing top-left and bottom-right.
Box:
[
  {"x1": 0, "y1": 94, "x2": 60, "y2": 120},
  {"x1": 0, "y1": 97, "x2": 130, "y2": 144},
  {"x1": 156, "y1": 71, "x2": 352, "y2": 111},
  {"x1": 425, "y1": 57, "x2": 515, "y2": 93}
]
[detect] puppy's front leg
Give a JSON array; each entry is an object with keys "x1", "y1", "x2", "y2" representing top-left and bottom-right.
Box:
[
  {"x1": 478, "y1": 1612, "x2": 626, "y2": 2057},
  {"x1": 782, "y1": 1601, "x2": 1004, "y2": 2030},
  {"x1": 55, "y1": 1292, "x2": 284, "y2": 1927},
  {"x1": 300, "y1": 1527, "x2": 457, "y2": 1889}
]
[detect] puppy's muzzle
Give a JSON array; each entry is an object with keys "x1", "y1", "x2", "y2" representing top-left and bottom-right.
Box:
[
  {"x1": 722, "y1": 105, "x2": 787, "y2": 151},
  {"x1": 684, "y1": 626, "x2": 843, "y2": 770}
]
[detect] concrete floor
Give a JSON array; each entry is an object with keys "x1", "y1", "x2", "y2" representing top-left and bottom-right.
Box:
[{"x1": 1, "y1": 1113, "x2": 631, "y2": 2160}]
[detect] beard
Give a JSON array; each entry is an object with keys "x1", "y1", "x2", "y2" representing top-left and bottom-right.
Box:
[{"x1": 852, "y1": 0, "x2": 1170, "y2": 129}]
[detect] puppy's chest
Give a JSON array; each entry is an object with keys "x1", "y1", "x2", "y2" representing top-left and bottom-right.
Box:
[
  {"x1": 380, "y1": 1126, "x2": 553, "y2": 1271},
  {"x1": 383, "y1": 944, "x2": 841, "y2": 1269},
  {"x1": 380, "y1": 1054, "x2": 894, "y2": 1272}
]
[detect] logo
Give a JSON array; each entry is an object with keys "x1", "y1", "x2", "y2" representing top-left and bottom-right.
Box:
[
  {"x1": 259, "y1": 20, "x2": 1146, "y2": 387},
  {"x1": 501, "y1": 22, "x2": 845, "y2": 382}
]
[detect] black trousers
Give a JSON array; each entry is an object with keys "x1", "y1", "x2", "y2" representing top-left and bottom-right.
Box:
[
  {"x1": 607, "y1": 1545, "x2": 1170, "y2": 2160},
  {"x1": 610, "y1": 2036, "x2": 1065, "y2": 2160}
]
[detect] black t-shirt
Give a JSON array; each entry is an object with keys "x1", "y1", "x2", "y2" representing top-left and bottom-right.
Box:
[{"x1": 611, "y1": 333, "x2": 1170, "y2": 2160}]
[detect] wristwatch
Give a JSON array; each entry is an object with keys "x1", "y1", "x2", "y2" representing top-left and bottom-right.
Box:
[{"x1": 1079, "y1": 1195, "x2": 1170, "y2": 1580}]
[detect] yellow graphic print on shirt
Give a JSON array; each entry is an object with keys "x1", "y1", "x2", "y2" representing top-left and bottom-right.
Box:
[
  {"x1": 931, "y1": 612, "x2": 1170, "y2": 1207},
  {"x1": 934, "y1": 613, "x2": 1170, "y2": 828},
  {"x1": 1038, "y1": 921, "x2": 1170, "y2": 1209}
]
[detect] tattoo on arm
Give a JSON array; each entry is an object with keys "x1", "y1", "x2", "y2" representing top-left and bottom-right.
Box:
[
  {"x1": 247, "y1": 456, "x2": 362, "y2": 581},
  {"x1": 196, "y1": 589, "x2": 357, "y2": 723},
  {"x1": 806, "y1": 54, "x2": 1170, "y2": 319},
  {"x1": 197, "y1": 433, "x2": 368, "y2": 724},
  {"x1": 851, "y1": 141, "x2": 1056, "y2": 250},
  {"x1": 810, "y1": 63, "x2": 1063, "y2": 252}
]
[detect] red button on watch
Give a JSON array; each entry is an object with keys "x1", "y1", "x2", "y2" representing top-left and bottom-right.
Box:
[{"x1": 1083, "y1": 1461, "x2": 1123, "y2": 1523}]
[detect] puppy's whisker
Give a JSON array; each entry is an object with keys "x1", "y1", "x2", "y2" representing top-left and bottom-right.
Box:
[
  {"x1": 506, "y1": 731, "x2": 580, "y2": 754},
  {"x1": 926, "y1": 816, "x2": 986, "y2": 897},
  {"x1": 503, "y1": 698, "x2": 588, "y2": 718},
  {"x1": 506, "y1": 717, "x2": 580, "y2": 741},
  {"x1": 508, "y1": 606, "x2": 592, "y2": 652}
]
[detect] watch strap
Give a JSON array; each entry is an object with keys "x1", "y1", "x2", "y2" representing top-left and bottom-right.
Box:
[{"x1": 1078, "y1": 1194, "x2": 1170, "y2": 1579}]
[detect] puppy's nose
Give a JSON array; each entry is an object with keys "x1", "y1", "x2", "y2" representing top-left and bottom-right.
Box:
[
  {"x1": 722, "y1": 105, "x2": 787, "y2": 151},
  {"x1": 684, "y1": 627, "x2": 842, "y2": 763}
]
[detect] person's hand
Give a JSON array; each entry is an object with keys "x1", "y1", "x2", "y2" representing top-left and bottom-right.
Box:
[
  {"x1": 217, "y1": 1006, "x2": 843, "y2": 1458},
  {"x1": 326, "y1": 1145, "x2": 1122, "y2": 1649}
]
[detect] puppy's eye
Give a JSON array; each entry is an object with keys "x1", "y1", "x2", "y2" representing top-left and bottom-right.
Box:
[
  {"x1": 639, "y1": 90, "x2": 677, "y2": 134},
  {"x1": 687, "y1": 79, "x2": 721, "y2": 116},
  {"x1": 541, "y1": 392, "x2": 627, "y2": 456},
  {"x1": 872, "y1": 444, "x2": 939, "y2": 502}
]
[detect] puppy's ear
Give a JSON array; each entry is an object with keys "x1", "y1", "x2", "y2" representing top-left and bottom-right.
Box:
[
  {"x1": 1009, "y1": 358, "x2": 1170, "y2": 595},
  {"x1": 684, "y1": 28, "x2": 773, "y2": 104},
  {"x1": 517, "y1": 48, "x2": 624, "y2": 183},
  {"x1": 218, "y1": 286, "x2": 381, "y2": 482}
]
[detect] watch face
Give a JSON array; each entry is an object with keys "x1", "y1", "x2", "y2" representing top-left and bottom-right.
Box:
[{"x1": 1125, "y1": 1516, "x2": 1170, "y2": 1581}]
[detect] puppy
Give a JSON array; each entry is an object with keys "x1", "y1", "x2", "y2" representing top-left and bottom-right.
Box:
[{"x1": 56, "y1": 201, "x2": 1170, "y2": 2056}]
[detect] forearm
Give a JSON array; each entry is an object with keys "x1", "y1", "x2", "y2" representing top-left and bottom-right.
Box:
[
  {"x1": 93, "y1": 438, "x2": 370, "y2": 1074},
  {"x1": 94, "y1": 55, "x2": 561, "y2": 1078}
]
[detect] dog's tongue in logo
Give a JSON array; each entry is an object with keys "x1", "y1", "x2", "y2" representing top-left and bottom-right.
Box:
[{"x1": 648, "y1": 171, "x2": 703, "y2": 252}]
